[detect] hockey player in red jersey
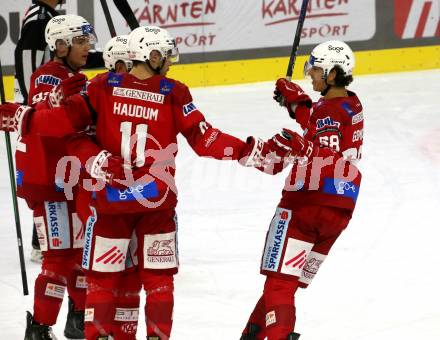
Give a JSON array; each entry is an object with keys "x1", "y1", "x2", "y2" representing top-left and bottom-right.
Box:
[
  {"x1": 15, "y1": 14, "x2": 96, "y2": 340},
  {"x1": 75, "y1": 35, "x2": 142, "y2": 340},
  {"x1": 239, "y1": 40, "x2": 363, "y2": 340},
  {"x1": 20, "y1": 25, "x2": 247, "y2": 339}
]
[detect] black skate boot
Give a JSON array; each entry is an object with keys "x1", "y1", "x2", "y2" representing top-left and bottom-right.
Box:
[
  {"x1": 287, "y1": 332, "x2": 301, "y2": 340},
  {"x1": 64, "y1": 297, "x2": 85, "y2": 339},
  {"x1": 240, "y1": 323, "x2": 261, "y2": 340},
  {"x1": 24, "y1": 311, "x2": 57, "y2": 340}
]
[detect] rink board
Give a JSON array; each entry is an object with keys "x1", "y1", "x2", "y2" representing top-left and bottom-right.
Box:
[{"x1": 2, "y1": 45, "x2": 439, "y2": 101}]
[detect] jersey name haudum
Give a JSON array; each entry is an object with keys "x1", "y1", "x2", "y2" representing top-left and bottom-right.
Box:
[
  {"x1": 112, "y1": 87, "x2": 165, "y2": 104},
  {"x1": 113, "y1": 102, "x2": 159, "y2": 121}
]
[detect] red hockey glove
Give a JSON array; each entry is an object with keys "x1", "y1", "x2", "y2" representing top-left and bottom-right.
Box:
[
  {"x1": 0, "y1": 102, "x2": 19, "y2": 132},
  {"x1": 274, "y1": 79, "x2": 312, "y2": 118},
  {"x1": 277, "y1": 128, "x2": 314, "y2": 158},
  {"x1": 0, "y1": 102, "x2": 34, "y2": 134},
  {"x1": 48, "y1": 73, "x2": 87, "y2": 108},
  {"x1": 239, "y1": 131, "x2": 295, "y2": 168},
  {"x1": 87, "y1": 150, "x2": 132, "y2": 189}
]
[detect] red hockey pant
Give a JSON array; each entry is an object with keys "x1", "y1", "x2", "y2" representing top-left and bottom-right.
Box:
[
  {"x1": 244, "y1": 204, "x2": 352, "y2": 340},
  {"x1": 31, "y1": 201, "x2": 86, "y2": 326},
  {"x1": 82, "y1": 208, "x2": 177, "y2": 339}
]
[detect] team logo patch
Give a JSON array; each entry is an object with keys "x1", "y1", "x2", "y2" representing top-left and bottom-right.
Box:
[
  {"x1": 280, "y1": 238, "x2": 314, "y2": 276},
  {"x1": 300, "y1": 251, "x2": 327, "y2": 285},
  {"x1": 45, "y1": 202, "x2": 70, "y2": 250},
  {"x1": 159, "y1": 79, "x2": 175, "y2": 95},
  {"x1": 316, "y1": 116, "x2": 341, "y2": 129},
  {"x1": 341, "y1": 102, "x2": 356, "y2": 116},
  {"x1": 35, "y1": 74, "x2": 61, "y2": 87},
  {"x1": 45, "y1": 283, "x2": 65, "y2": 299},
  {"x1": 107, "y1": 72, "x2": 123, "y2": 87},
  {"x1": 262, "y1": 208, "x2": 291, "y2": 272},
  {"x1": 106, "y1": 182, "x2": 159, "y2": 202},
  {"x1": 92, "y1": 236, "x2": 130, "y2": 272},
  {"x1": 352, "y1": 111, "x2": 364, "y2": 125},
  {"x1": 114, "y1": 308, "x2": 139, "y2": 322},
  {"x1": 84, "y1": 308, "x2": 94, "y2": 322},
  {"x1": 144, "y1": 232, "x2": 178, "y2": 270},
  {"x1": 266, "y1": 310, "x2": 276, "y2": 327},
  {"x1": 113, "y1": 87, "x2": 164, "y2": 104},
  {"x1": 34, "y1": 216, "x2": 48, "y2": 252},
  {"x1": 183, "y1": 102, "x2": 197, "y2": 116},
  {"x1": 323, "y1": 178, "x2": 359, "y2": 202},
  {"x1": 76, "y1": 275, "x2": 87, "y2": 289}
]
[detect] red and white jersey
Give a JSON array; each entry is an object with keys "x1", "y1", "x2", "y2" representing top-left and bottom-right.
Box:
[
  {"x1": 280, "y1": 91, "x2": 364, "y2": 211},
  {"x1": 15, "y1": 61, "x2": 77, "y2": 202},
  {"x1": 62, "y1": 72, "x2": 245, "y2": 214}
]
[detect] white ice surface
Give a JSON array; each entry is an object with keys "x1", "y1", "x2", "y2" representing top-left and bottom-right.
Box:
[{"x1": 1, "y1": 69, "x2": 439, "y2": 339}]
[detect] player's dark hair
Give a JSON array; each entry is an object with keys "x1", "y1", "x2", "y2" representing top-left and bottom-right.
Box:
[{"x1": 332, "y1": 65, "x2": 353, "y2": 87}]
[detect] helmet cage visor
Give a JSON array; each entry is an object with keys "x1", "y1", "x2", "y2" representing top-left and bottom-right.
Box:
[
  {"x1": 303, "y1": 54, "x2": 315, "y2": 78},
  {"x1": 162, "y1": 45, "x2": 179, "y2": 63}
]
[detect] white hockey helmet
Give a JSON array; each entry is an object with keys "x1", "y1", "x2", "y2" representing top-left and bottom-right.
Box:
[
  {"x1": 304, "y1": 40, "x2": 355, "y2": 78},
  {"x1": 128, "y1": 26, "x2": 179, "y2": 63},
  {"x1": 103, "y1": 35, "x2": 133, "y2": 71},
  {"x1": 45, "y1": 14, "x2": 97, "y2": 51}
]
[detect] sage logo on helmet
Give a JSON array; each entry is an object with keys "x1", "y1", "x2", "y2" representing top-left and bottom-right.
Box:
[
  {"x1": 128, "y1": 26, "x2": 179, "y2": 64},
  {"x1": 45, "y1": 14, "x2": 97, "y2": 51},
  {"x1": 304, "y1": 40, "x2": 355, "y2": 78},
  {"x1": 103, "y1": 35, "x2": 133, "y2": 72}
]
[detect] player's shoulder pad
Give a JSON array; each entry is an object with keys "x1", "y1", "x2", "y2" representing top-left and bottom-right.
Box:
[
  {"x1": 31, "y1": 61, "x2": 68, "y2": 87},
  {"x1": 163, "y1": 77, "x2": 192, "y2": 105},
  {"x1": 339, "y1": 92, "x2": 363, "y2": 119}
]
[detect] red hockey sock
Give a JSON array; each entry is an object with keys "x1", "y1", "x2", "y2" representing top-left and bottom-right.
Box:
[
  {"x1": 85, "y1": 274, "x2": 120, "y2": 339},
  {"x1": 243, "y1": 295, "x2": 267, "y2": 340},
  {"x1": 263, "y1": 276, "x2": 299, "y2": 340},
  {"x1": 113, "y1": 270, "x2": 142, "y2": 340},
  {"x1": 33, "y1": 271, "x2": 66, "y2": 325},
  {"x1": 141, "y1": 272, "x2": 174, "y2": 339},
  {"x1": 66, "y1": 262, "x2": 87, "y2": 311}
]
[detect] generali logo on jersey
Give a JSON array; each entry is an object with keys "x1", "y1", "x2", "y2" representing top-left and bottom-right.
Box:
[
  {"x1": 113, "y1": 87, "x2": 165, "y2": 104},
  {"x1": 395, "y1": 0, "x2": 440, "y2": 39},
  {"x1": 131, "y1": 0, "x2": 217, "y2": 48}
]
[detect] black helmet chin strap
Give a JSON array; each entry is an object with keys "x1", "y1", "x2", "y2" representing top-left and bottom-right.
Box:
[
  {"x1": 320, "y1": 78, "x2": 331, "y2": 96},
  {"x1": 320, "y1": 69, "x2": 333, "y2": 96},
  {"x1": 146, "y1": 58, "x2": 166, "y2": 75}
]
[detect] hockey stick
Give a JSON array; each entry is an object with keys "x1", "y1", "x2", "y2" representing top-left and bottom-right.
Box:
[
  {"x1": 285, "y1": 0, "x2": 310, "y2": 81},
  {"x1": 113, "y1": 0, "x2": 140, "y2": 30},
  {"x1": 0, "y1": 59, "x2": 29, "y2": 296},
  {"x1": 100, "y1": 0, "x2": 117, "y2": 37}
]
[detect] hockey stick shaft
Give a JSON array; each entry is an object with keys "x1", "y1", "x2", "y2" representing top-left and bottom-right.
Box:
[
  {"x1": 113, "y1": 0, "x2": 140, "y2": 30},
  {"x1": 100, "y1": 0, "x2": 117, "y2": 37},
  {"x1": 0, "y1": 59, "x2": 29, "y2": 296},
  {"x1": 285, "y1": 0, "x2": 309, "y2": 81}
]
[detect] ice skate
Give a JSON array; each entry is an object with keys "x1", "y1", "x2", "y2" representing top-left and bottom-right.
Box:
[
  {"x1": 64, "y1": 297, "x2": 85, "y2": 339},
  {"x1": 287, "y1": 332, "x2": 301, "y2": 340},
  {"x1": 24, "y1": 311, "x2": 58, "y2": 340},
  {"x1": 240, "y1": 323, "x2": 261, "y2": 339}
]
